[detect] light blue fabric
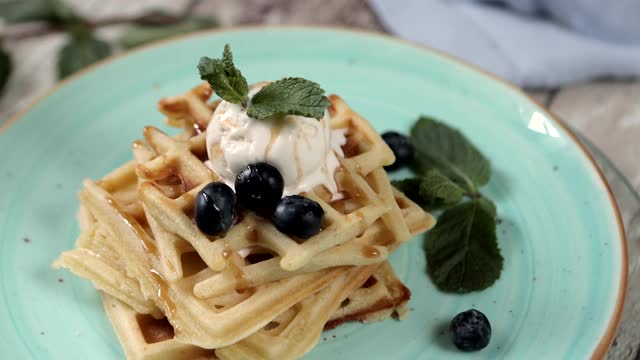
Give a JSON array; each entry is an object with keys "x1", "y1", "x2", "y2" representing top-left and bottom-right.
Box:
[
  {"x1": 368, "y1": 0, "x2": 640, "y2": 88},
  {"x1": 492, "y1": 0, "x2": 640, "y2": 43}
]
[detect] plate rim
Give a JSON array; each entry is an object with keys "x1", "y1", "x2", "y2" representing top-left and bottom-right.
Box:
[{"x1": 0, "y1": 25, "x2": 628, "y2": 359}]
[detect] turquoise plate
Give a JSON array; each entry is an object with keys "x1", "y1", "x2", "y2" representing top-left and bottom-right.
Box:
[{"x1": 0, "y1": 27, "x2": 626, "y2": 359}]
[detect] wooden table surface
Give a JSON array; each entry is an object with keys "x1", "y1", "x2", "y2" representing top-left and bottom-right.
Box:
[{"x1": 1, "y1": 0, "x2": 638, "y2": 358}]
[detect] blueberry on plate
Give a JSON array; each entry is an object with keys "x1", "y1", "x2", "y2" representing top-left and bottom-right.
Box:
[
  {"x1": 381, "y1": 131, "x2": 413, "y2": 171},
  {"x1": 272, "y1": 195, "x2": 324, "y2": 239},
  {"x1": 449, "y1": 309, "x2": 492, "y2": 352},
  {"x1": 235, "y1": 162, "x2": 284, "y2": 212},
  {"x1": 195, "y1": 182, "x2": 236, "y2": 236}
]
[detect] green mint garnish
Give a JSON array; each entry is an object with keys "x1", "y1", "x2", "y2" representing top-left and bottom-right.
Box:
[
  {"x1": 197, "y1": 46, "x2": 330, "y2": 120},
  {"x1": 247, "y1": 77, "x2": 330, "y2": 120},
  {"x1": 198, "y1": 44, "x2": 249, "y2": 106},
  {"x1": 394, "y1": 117, "x2": 503, "y2": 293},
  {"x1": 392, "y1": 169, "x2": 463, "y2": 210},
  {"x1": 411, "y1": 116, "x2": 490, "y2": 193},
  {"x1": 425, "y1": 198, "x2": 503, "y2": 293}
]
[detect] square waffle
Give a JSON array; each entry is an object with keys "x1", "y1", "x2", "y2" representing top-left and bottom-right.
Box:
[
  {"x1": 101, "y1": 261, "x2": 412, "y2": 360},
  {"x1": 54, "y1": 84, "x2": 435, "y2": 359}
]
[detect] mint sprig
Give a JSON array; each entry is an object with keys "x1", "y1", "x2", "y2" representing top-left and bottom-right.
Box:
[
  {"x1": 395, "y1": 117, "x2": 503, "y2": 293},
  {"x1": 425, "y1": 198, "x2": 502, "y2": 293},
  {"x1": 197, "y1": 46, "x2": 330, "y2": 120},
  {"x1": 246, "y1": 77, "x2": 330, "y2": 120},
  {"x1": 198, "y1": 44, "x2": 249, "y2": 106},
  {"x1": 411, "y1": 116, "x2": 490, "y2": 193},
  {"x1": 392, "y1": 169, "x2": 464, "y2": 210}
]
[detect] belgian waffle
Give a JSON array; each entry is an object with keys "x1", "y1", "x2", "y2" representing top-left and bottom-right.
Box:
[
  {"x1": 54, "y1": 83, "x2": 435, "y2": 359},
  {"x1": 77, "y1": 183, "x2": 426, "y2": 360},
  {"x1": 102, "y1": 260, "x2": 415, "y2": 360}
]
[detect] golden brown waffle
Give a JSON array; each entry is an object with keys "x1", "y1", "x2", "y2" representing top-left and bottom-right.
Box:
[
  {"x1": 102, "y1": 294, "x2": 217, "y2": 360},
  {"x1": 101, "y1": 261, "x2": 411, "y2": 360},
  {"x1": 156, "y1": 82, "x2": 218, "y2": 133},
  {"x1": 326, "y1": 261, "x2": 411, "y2": 329},
  {"x1": 54, "y1": 83, "x2": 436, "y2": 359},
  {"x1": 135, "y1": 126, "x2": 391, "y2": 275},
  {"x1": 75, "y1": 185, "x2": 427, "y2": 360},
  {"x1": 59, "y1": 177, "x2": 345, "y2": 348},
  {"x1": 58, "y1": 181, "x2": 430, "y2": 357}
]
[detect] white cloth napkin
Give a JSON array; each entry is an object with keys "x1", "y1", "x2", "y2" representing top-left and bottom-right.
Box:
[{"x1": 368, "y1": 0, "x2": 640, "y2": 88}]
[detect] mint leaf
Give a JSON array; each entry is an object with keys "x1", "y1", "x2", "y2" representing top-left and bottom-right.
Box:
[
  {"x1": 478, "y1": 197, "x2": 497, "y2": 218},
  {"x1": 392, "y1": 178, "x2": 422, "y2": 203},
  {"x1": 411, "y1": 117, "x2": 490, "y2": 193},
  {"x1": 0, "y1": 47, "x2": 12, "y2": 93},
  {"x1": 133, "y1": 9, "x2": 180, "y2": 25},
  {"x1": 405, "y1": 116, "x2": 502, "y2": 293},
  {"x1": 198, "y1": 44, "x2": 248, "y2": 105},
  {"x1": 393, "y1": 169, "x2": 464, "y2": 210},
  {"x1": 0, "y1": 0, "x2": 80, "y2": 24},
  {"x1": 425, "y1": 199, "x2": 503, "y2": 293},
  {"x1": 246, "y1": 77, "x2": 330, "y2": 120},
  {"x1": 120, "y1": 17, "x2": 218, "y2": 49},
  {"x1": 57, "y1": 31, "x2": 111, "y2": 78}
]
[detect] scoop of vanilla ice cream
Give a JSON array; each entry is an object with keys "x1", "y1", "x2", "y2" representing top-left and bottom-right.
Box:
[{"x1": 205, "y1": 84, "x2": 346, "y2": 197}]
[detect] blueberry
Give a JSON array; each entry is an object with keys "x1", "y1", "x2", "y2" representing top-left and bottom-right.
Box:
[
  {"x1": 235, "y1": 162, "x2": 284, "y2": 212},
  {"x1": 272, "y1": 195, "x2": 324, "y2": 239},
  {"x1": 381, "y1": 131, "x2": 413, "y2": 171},
  {"x1": 194, "y1": 182, "x2": 236, "y2": 236},
  {"x1": 449, "y1": 309, "x2": 492, "y2": 352}
]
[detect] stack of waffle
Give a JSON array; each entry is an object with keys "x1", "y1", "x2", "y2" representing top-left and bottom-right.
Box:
[{"x1": 54, "y1": 84, "x2": 435, "y2": 360}]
